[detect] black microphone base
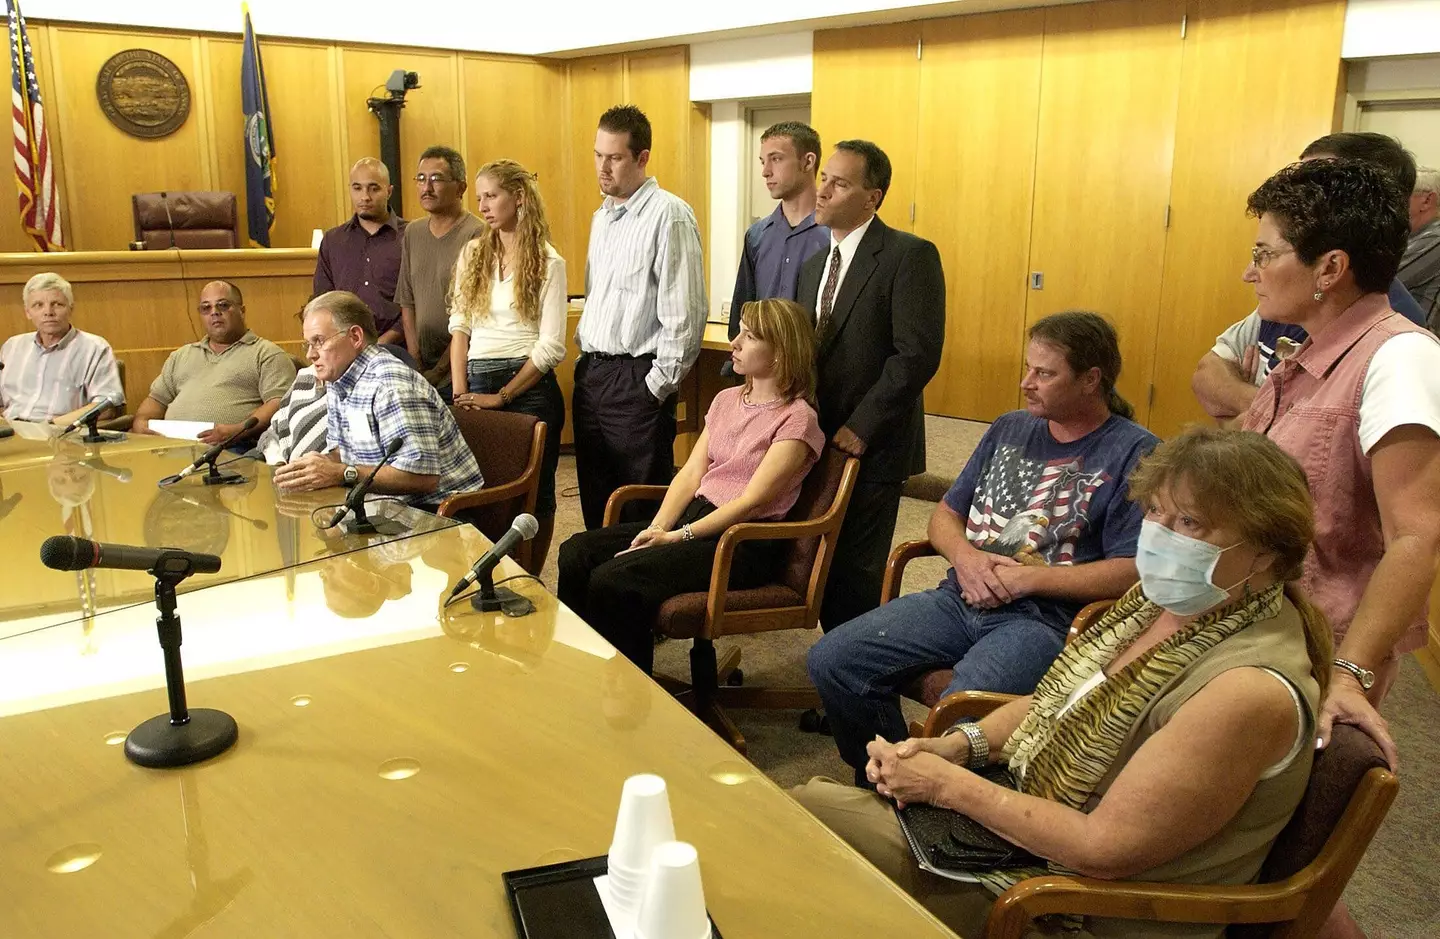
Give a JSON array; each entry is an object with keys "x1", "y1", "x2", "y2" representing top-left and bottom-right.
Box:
[
  {"x1": 471, "y1": 586, "x2": 535, "y2": 617},
  {"x1": 201, "y1": 469, "x2": 246, "y2": 486},
  {"x1": 81, "y1": 429, "x2": 126, "y2": 444},
  {"x1": 124, "y1": 708, "x2": 238, "y2": 768},
  {"x1": 343, "y1": 516, "x2": 408, "y2": 536}
]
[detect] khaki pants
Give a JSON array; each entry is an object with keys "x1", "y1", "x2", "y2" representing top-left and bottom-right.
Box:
[{"x1": 791, "y1": 777, "x2": 1017, "y2": 938}]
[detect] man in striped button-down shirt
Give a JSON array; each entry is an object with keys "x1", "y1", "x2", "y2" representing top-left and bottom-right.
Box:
[
  {"x1": 0, "y1": 272, "x2": 123, "y2": 426},
  {"x1": 574, "y1": 105, "x2": 707, "y2": 528}
]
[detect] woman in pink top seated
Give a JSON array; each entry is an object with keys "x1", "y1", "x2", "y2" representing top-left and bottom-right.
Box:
[{"x1": 557, "y1": 298, "x2": 826, "y2": 674}]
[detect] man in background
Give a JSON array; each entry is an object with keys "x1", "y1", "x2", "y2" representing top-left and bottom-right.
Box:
[
  {"x1": 1193, "y1": 132, "x2": 1428, "y2": 422},
  {"x1": 313, "y1": 157, "x2": 408, "y2": 350},
  {"x1": 798, "y1": 140, "x2": 946, "y2": 629},
  {"x1": 1402, "y1": 165, "x2": 1440, "y2": 330},
  {"x1": 131, "y1": 280, "x2": 295, "y2": 445},
  {"x1": 394, "y1": 146, "x2": 484, "y2": 394},
  {"x1": 572, "y1": 105, "x2": 706, "y2": 529},
  {"x1": 0, "y1": 272, "x2": 123, "y2": 426},
  {"x1": 729, "y1": 120, "x2": 830, "y2": 335}
]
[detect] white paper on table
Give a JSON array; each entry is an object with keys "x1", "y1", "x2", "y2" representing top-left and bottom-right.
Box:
[
  {"x1": 149, "y1": 420, "x2": 215, "y2": 441},
  {"x1": 6, "y1": 420, "x2": 58, "y2": 440}
]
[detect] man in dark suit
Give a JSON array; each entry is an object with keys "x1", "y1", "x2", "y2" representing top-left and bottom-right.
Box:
[{"x1": 797, "y1": 140, "x2": 946, "y2": 629}]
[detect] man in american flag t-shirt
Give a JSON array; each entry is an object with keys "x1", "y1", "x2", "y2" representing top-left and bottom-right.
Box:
[{"x1": 806, "y1": 311, "x2": 1157, "y2": 781}]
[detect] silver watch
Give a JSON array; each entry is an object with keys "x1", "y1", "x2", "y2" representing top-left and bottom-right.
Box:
[
  {"x1": 1334, "y1": 658, "x2": 1375, "y2": 690},
  {"x1": 342, "y1": 464, "x2": 359, "y2": 487}
]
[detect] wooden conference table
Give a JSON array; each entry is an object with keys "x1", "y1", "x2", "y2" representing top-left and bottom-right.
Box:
[{"x1": 0, "y1": 430, "x2": 956, "y2": 937}]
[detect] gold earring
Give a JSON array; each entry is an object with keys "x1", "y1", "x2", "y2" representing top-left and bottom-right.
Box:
[{"x1": 1313, "y1": 288, "x2": 1324, "y2": 301}]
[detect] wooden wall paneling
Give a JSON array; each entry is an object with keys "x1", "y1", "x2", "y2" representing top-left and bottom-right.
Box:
[
  {"x1": 563, "y1": 55, "x2": 625, "y2": 295},
  {"x1": 208, "y1": 38, "x2": 343, "y2": 248},
  {"x1": 624, "y1": 48, "x2": 691, "y2": 203},
  {"x1": 340, "y1": 46, "x2": 461, "y2": 221},
  {"x1": 461, "y1": 56, "x2": 569, "y2": 254},
  {"x1": 915, "y1": 10, "x2": 1045, "y2": 422},
  {"x1": 689, "y1": 101, "x2": 711, "y2": 287},
  {"x1": 1023, "y1": 0, "x2": 1186, "y2": 426},
  {"x1": 45, "y1": 27, "x2": 211, "y2": 251},
  {"x1": 811, "y1": 22, "x2": 921, "y2": 232},
  {"x1": 1147, "y1": 0, "x2": 1346, "y2": 438}
]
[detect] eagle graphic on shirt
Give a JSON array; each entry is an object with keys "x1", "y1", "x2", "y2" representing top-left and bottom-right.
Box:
[{"x1": 964, "y1": 445, "x2": 1110, "y2": 567}]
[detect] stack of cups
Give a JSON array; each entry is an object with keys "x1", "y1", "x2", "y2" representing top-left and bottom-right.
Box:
[
  {"x1": 634, "y1": 841, "x2": 711, "y2": 939},
  {"x1": 607, "y1": 774, "x2": 676, "y2": 931}
]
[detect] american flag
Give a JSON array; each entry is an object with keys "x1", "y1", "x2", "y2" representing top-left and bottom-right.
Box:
[
  {"x1": 8, "y1": 0, "x2": 62, "y2": 251},
  {"x1": 966, "y1": 445, "x2": 1109, "y2": 565}
]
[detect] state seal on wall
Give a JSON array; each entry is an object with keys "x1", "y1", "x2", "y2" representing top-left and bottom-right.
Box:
[{"x1": 96, "y1": 49, "x2": 191, "y2": 139}]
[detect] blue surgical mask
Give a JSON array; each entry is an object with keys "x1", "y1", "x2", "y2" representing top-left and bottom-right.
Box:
[{"x1": 1135, "y1": 519, "x2": 1246, "y2": 616}]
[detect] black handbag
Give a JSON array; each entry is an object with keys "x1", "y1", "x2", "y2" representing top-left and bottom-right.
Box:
[{"x1": 895, "y1": 765, "x2": 1045, "y2": 876}]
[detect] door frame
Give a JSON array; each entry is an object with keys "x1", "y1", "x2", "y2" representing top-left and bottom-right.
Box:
[
  {"x1": 1343, "y1": 87, "x2": 1440, "y2": 131},
  {"x1": 740, "y1": 95, "x2": 813, "y2": 228}
]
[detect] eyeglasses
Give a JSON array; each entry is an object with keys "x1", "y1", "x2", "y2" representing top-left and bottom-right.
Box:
[
  {"x1": 301, "y1": 331, "x2": 347, "y2": 354},
  {"x1": 1250, "y1": 246, "x2": 1294, "y2": 270},
  {"x1": 197, "y1": 300, "x2": 236, "y2": 314},
  {"x1": 414, "y1": 173, "x2": 456, "y2": 186}
]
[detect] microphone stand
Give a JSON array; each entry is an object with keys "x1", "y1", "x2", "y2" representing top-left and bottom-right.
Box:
[
  {"x1": 80, "y1": 408, "x2": 123, "y2": 445},
  {"x1": 471, "y1": 564, "x2": 535, "y2": 615},
  {"x1": 123, "y1": 551, "x2": 238, "y2": 769}
]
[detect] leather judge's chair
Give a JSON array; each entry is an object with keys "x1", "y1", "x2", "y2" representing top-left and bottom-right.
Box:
[
  {"x1": 439, "y1": 407, "x2": 545, "y2": 574},
  {"x1": 131, "y1": 192, "x2": 239, "y2": 249},
  {"x1": 919, "y1": 687, "x2": 1398, "y2": 939},
  {"x1": 603, "y1": 447, "x2": 860, "y2": 754}
]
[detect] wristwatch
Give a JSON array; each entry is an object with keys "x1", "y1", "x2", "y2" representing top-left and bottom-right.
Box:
[
  {"x1": 1334, "y1": 658, "x2": 1376, "y2": 690},
  {"x1": 342, "y1": 464, "x2": 359, "y2": 488}
]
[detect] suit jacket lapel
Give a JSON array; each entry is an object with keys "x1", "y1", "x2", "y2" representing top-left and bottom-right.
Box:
[{"x1": 820, "y1": 217, "x2": 886, "y2": 358}]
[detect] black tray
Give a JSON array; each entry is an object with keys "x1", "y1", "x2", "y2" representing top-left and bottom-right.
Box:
[{"x1": 503, "y1": 855, "x2": 723, "y2": 939}]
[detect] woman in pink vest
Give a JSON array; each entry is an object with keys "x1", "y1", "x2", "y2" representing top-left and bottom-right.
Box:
[
  {"x1": 1239, "y1": 159, "x2": 1440, "y2": 937},
  {"x1": 557, "y1": 298, "x2": 826, "y2": 675}
]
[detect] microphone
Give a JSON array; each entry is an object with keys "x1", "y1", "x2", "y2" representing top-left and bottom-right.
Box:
[
  {"x1": 41, "y1": 535, "x2": 222, "y2": 576},
  {"x1": 161, "y1": 190, "x2": 177, "y2": 249},
  {"x1": 176, "y1": 417, "x2": 260, "y2": 480},
  {"x1": 448, "y1": 513, "x2": 539, "y2": 600},
  {"x1": 78, "y1": 454, "x2": 132, "y2": 483},
  {"x1": 59, "y1": 394, "x2": 120, "y2": 436},
  {"x1": 326, "y1": 437, "x2": 405, "y2": 530}
]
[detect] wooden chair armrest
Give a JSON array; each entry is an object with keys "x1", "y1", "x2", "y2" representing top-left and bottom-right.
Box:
[
  {"x1": 922, "y1": 690, "x2": 1019, "y2": 737},
  {"x1": 987, "y1": 874, "x2": 1310, "y2": 939},
  {"x1": 602, "y1": 485, "x2": 670, "y2": 526},
  {"x1": 882, "y1": 539, "x2": 941, "y2": 604},
  {"x1": 436, "y1": 476, "x2": 533, "y2": 519}
]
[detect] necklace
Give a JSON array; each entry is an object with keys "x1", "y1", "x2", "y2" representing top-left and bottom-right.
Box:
[{"x1": 742, "y1": 388, "x2": 783, "y2": 407}]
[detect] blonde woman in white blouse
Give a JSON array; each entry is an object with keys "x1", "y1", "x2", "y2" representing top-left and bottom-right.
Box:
[{"x1": 448, "y1": 159, "x2": 567, "y2": 572}]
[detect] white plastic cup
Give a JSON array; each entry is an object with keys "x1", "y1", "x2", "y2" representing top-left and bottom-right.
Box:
[
  {"x1": 635, "y1": 841, "x2": 710, "y2": 939},
  {"x1": 608, "y1": 774, "x2": 675, "y2": 878}
]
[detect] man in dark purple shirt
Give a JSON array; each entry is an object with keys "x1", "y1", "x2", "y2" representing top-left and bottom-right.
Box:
[
  {"x1": 313, "y1": 157, "x2": 408, "y2": 347},
  {"x1": 728, "y1": 121, "x2": 831, "y2": 338}
]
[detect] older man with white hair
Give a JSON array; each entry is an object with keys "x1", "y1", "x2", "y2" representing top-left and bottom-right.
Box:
[
  {"x1": 1402, "y1": 165, "x2": 1440, "y2": 331},
  {"x1": 0, "y1": 272, "x2": 123, "y2": 425}
]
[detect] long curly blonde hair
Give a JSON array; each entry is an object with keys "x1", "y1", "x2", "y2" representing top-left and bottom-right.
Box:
[{"x1": 451, "y1": 159, "x2": 552, "y2": 326}]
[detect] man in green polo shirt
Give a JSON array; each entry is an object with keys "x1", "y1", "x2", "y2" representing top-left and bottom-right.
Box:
[{"x1": 132, "y1": 280, "x2": 296, "y2": 445}]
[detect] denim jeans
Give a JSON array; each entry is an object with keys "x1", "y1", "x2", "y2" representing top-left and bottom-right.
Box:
[
  {"x1": 807, "y1": 585, "x2": 1066, "y2": 783},
  {"x1": 465, "y1": 356, "x2": 565, "y2": 515}
]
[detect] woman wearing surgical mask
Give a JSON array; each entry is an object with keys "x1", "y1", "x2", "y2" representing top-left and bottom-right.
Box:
[{"x1": 794, "y1": 427, "x2": 1332, "y2": 939}]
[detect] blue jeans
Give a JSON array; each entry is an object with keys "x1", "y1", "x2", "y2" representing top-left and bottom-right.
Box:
[{"x1": 807, "y1": 585, "x2": 1066, "y2": 782}]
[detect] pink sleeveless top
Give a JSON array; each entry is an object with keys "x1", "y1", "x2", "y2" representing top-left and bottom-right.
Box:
[{"x1": 1241, "y1": 292, "x2": 1432, "y2": 654}]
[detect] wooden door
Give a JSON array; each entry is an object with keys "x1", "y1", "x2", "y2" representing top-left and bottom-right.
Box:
[
  {"x1": 915, "y1": 10, "x2": 1046, "y2": 422},
  {"x1": 562, "y1": 55, "x2": 624, "y2": 295},
  {"x1": 1147, "y1": 0, "x2": 1347, "y2": 438},
  {"x1": 812, "y1": 22, "x2": 921, "y2": 232},
  {"x1": 1024, "y1": 0, "x2": 1186, "y2": 426}
]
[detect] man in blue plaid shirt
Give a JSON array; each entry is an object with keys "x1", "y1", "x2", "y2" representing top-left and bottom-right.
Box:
[{"x1": 273, "y1": 291, "x2": 483, "y2": 509}]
